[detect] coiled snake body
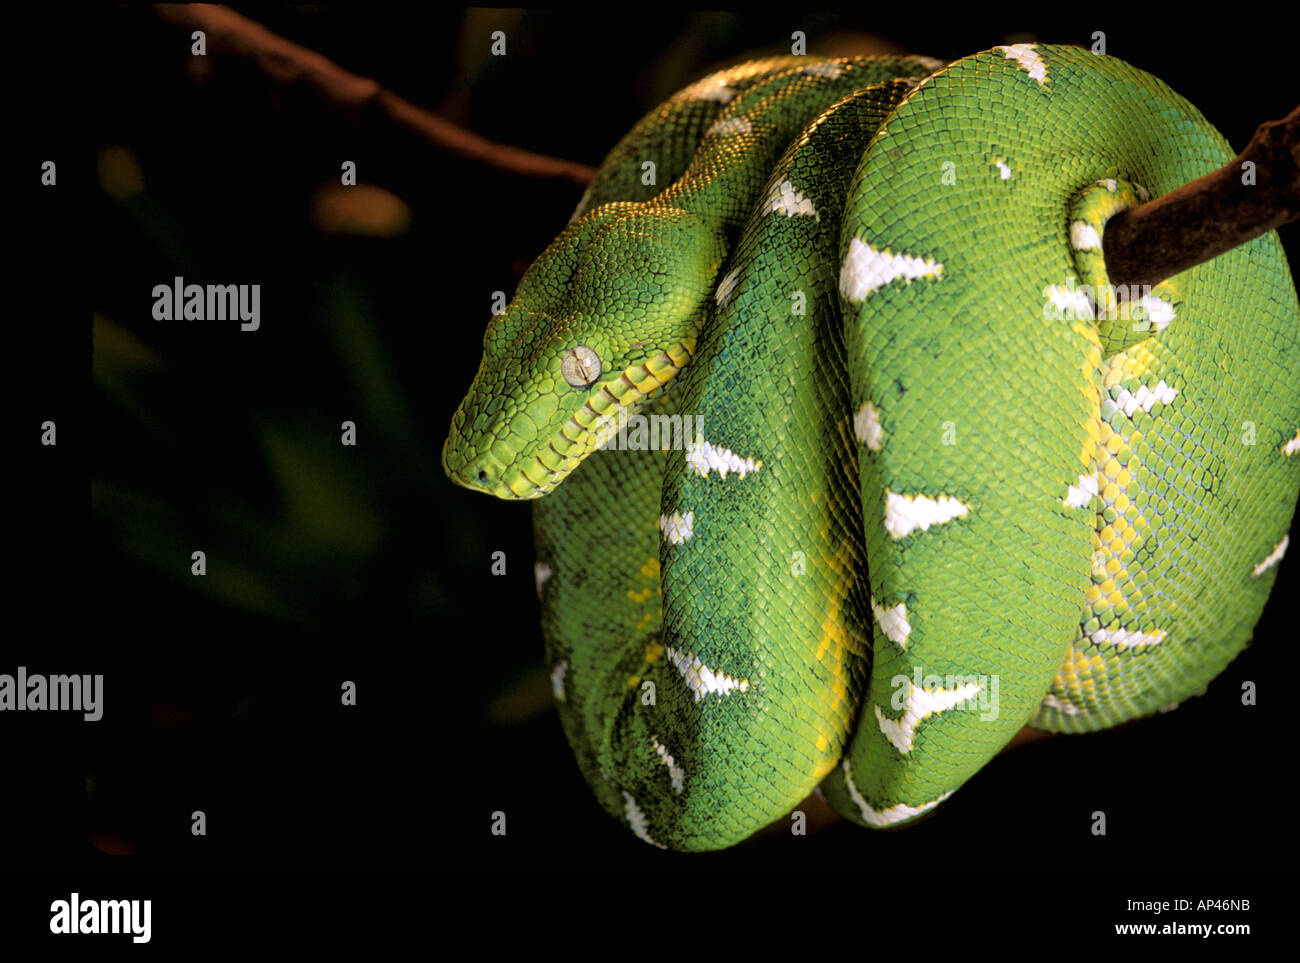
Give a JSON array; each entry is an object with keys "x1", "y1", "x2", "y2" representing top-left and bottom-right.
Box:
[{"x1": 444, "y1": 45, "x2": 1300, "y2": 850}]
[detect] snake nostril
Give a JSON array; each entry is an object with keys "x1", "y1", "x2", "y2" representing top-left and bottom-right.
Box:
[{"x1": 477, "y1": 469, "x2": 489, "y2": 483}]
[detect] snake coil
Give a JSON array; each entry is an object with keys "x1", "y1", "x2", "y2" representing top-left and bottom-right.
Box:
[{"x1": 444, "y1": 45, "x2": 1300, "y2": 851}]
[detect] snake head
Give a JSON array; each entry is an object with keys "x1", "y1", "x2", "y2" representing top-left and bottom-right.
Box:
[{"x1": 443, "y1": 203, "x2": 725, "y2": 499}]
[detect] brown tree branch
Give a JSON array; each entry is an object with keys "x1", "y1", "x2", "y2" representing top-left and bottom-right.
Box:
[
  {"x1": 1105, "y1": 106, "x2": 1300, "y2": 291},
  {"x1": 150, "y1": 3, "x2": 596, "y2": 186}
]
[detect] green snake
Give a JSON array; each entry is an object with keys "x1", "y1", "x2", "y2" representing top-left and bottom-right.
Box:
[{"x1": 443, "y1": 44, "x2": 1300, "y2": 850}]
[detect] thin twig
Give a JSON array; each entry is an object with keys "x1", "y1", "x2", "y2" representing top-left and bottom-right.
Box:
[
  {"x1": 151, "y1": 4, "x2": 595, "y2": 186},
  {"x1": 153, "y1": 6, "x2": 1298, "y2": 291}
]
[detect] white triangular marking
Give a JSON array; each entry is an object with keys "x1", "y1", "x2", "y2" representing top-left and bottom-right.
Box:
[
  {"x1": 840, "y1": 757, "x2": 953, "y2": 827},
  {"x1": 839, "y1": 238, "x2": 943, "y2": 303},
  {"x1": 800, "y1": 62, "x2": 845, "y2": 79},
  {"x1": 715, "y1": 269, "x2": 740, "y2": 306},
  {"x1": 1070, "y1": 221, "x2": 1101, "y2": 251},
  {"x1": 659, "y1": 511, "x2": 695, "y2": 544},
  {"x1": 705, "y1": 117, "x2": 752, "y2": 138},
  {"x1": 534, "y1": 561, "x2": 553, "y2": 598},
  {"x1": 665, "y1": 646, "x2": 749, "y2": 701},
  {"x1": 1252, "y1": 535, "x2": 1289, "y2": 577},
  {"x1": 1063, "y1": 472, "x2": 1099, "y2": 509},
  {"x1": 622, "y1": 791, "x2": 667, "y2": 849},
  {"x1": 686, "y1": 75, "x2": 733, "y2": 103},
  {"x1": 766, "y1": 179, "x2": 819, "y2": 220},
  {"x1": 884, "y1": 491, "x2": 970, "y2": 539},
  {"x1": 1136, "y1": 296, "x2": 1176, "y2": 331},
  {"x1": 550, "y1": 660, "x2": 568, "y2": 702},
  {"x1": 1115, "y1": 379, "x2": 1177, "y2": 417},
  {"x1": 874, "y1": 681, "x2": 982, "y2": 754},
  {"x1": 650, "y1": 735, "x2": 685, "y2": 794},
  {"x1": 870, "y1": 595, "x2": 911, "y2": 648},
  {"x1": 685, "y1": 439, "x2": 761, "y2": 479},
  {"x1": 995, "y1": 43, "x2": 1047, "y2": 84},
  {"x1": 854, "y1": 401, "x2": 883, "y2": 450},
  {"x1": 1041, "y1": 691, "x2": 1080, "y2": 715},
  {"x1": 1044, "y1": 283, "x2": 1096, "y2": 321},
  {"x1": 1089, "y1": 626, "x2": 1166, "y2": 650}
]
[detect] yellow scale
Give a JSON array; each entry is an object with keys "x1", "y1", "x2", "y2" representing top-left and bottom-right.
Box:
[
  {"x1": 626, "y1": 555, "x2": 664, "y2": 688},
  {"x1": 1051, "y1": 336, "x2": 1170, "y2": 712}
]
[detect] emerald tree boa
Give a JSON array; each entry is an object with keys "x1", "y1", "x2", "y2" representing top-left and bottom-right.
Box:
[{"x1": 444, "y1": 45, "x2": 1300, "y2": 850}]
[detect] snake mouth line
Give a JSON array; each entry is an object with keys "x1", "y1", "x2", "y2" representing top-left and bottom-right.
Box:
[{"x1": 468, "y1": 338, "x2": 698, "y2": 500}]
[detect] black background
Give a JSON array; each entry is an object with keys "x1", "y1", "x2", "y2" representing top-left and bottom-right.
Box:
[{"x1": 6, "y1": 2, "x2": 1297, "y2": 938}]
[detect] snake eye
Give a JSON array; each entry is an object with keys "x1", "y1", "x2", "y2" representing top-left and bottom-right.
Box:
[{"x1": 561, "y1": 345, "x2": 603, "y2": 388}]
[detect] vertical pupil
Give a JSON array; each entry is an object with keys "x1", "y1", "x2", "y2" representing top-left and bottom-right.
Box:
[{"x1": 564, "y1": 347, "x2": 600, "y2": 387}]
